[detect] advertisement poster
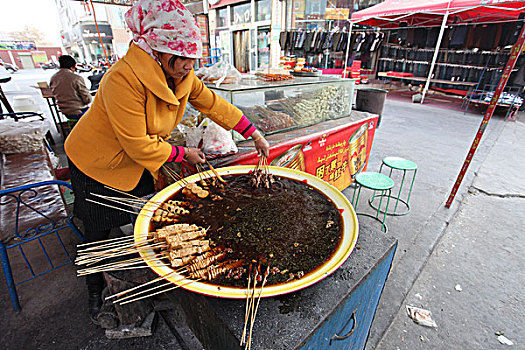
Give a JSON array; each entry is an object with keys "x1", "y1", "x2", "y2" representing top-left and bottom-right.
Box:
[{"x1": 223, "y1": 117, "x2": 378, "y2": 191}]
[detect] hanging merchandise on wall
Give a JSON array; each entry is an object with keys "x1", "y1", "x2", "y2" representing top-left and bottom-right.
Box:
[{"x1": 279, "y1": 28, "x2": 384, "y2": 70}]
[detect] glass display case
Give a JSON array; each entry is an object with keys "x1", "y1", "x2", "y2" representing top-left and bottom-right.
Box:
[{"x1": 207, "y1": 76, "x2": 356, "y2": 137}]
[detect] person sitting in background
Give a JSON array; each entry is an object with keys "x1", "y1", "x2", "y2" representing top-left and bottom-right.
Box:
[{"x1": 50, "y1": 55, "x2": 92, "y2": 120}]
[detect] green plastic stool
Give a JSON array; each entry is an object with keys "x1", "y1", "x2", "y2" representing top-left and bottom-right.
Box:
[
  {"x1": 369, "y1": 157, "x2": 417, "y2": 216},
  {"x1": 351, "y1": 172, "x2": 394, "y2": 233}
]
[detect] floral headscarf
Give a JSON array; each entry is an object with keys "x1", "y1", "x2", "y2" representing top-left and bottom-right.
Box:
[{"x1": 125, "y1": 0, "x2": 202, "y2": 59}]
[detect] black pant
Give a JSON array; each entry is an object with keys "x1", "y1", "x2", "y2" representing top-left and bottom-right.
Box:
[{"x1": 83, "y1": 229, "x2": 111, "y2": 293}]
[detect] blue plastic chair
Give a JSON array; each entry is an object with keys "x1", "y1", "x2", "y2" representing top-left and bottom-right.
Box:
[{"x1": 0, "y1": 180, "x2": 82, "y2": 311}]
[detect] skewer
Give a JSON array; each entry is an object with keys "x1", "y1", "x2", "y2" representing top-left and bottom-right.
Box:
[
  {"x1": 103, "y1": 185, "x2": 145, "y2": 199},
  {"x1": 77, "y1": 235, "x2": 134, "y2": 248},
  {"x1": 105, "y1": 270, "x2": 185, "y2": 300},
  {"x1": 86, "y1": 198, "x2": 149, "y2": 216},
  {"x1": 118, "y1": 278, "x2": 202, "y2": 305},
  {"x1": 77, "y1": 236, "x2": 147, "y2": 254},
  {"x1": 76, "y1": 239, "x2": 157, "y2": 260},
  {"x1": 205, "y1": 159, "x2": 227, "y2": 184},
  {"x1": 113, "y1": 279, "x2": 175, "y2": 304},
  {"x1": 245, "y1": 267, "x2": 259, "y2": 349},
  {"x1": 78, "y1": 255, "x2": 148, "y2": 272},
  {"x1": 195, "y1": 164, "x2": 208, "y2": 184},
  {"x1": 241, "y1": 264, "x2": 253, "y2": 345},
  {"x1": 76, "y1": 242, "x2": 168, "y2": 266},
  {"x1": 77, "y1": 255, "x2": 167, "y2": 275},
  {"x1": 162, "y1": 164, "x2": 188, "y2": 185},
  {"x1": 90, "y1": 193, "x2": 155, "y2": 213},
  {"x1": 246, "y1": 266, "x2": 270, "y2": 350}
]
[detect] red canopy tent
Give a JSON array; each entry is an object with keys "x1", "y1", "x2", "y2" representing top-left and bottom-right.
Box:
[
  {"x1": 345, "y1": 0, "x2": 525, "y2": 102},
  {"x1": 347, "y1": 1, "x2": 525, "y2": 207},
  {"x1": 351, "y1": 0, "x2": 525, "y2": 28}
]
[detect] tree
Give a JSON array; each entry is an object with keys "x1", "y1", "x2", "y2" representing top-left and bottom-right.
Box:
[{"x1": 9, "y1": 26, "x2": 45, "y2": 44}]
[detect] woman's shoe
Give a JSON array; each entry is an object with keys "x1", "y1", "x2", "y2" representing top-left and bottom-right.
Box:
[{"x1": 88, "y1": 291, "x2": 102, "y2": 325}]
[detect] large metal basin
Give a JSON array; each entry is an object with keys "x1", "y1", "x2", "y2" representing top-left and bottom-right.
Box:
[{"x1": 134, "y1": 165, "x2": 358, "y2": 298}]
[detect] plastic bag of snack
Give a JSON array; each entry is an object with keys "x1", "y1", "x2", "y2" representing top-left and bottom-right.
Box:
[
  {"x1": 0, "y1": 119, "x2": 47, "y2": 154},
  {"x1": 195, "y1": 61, "x2": 242, "y2": 87},
  {"x1": 185, "y1": 118, "x2": 238, "y2": 155}
]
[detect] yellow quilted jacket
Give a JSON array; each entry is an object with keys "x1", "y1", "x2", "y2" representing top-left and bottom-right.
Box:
[{"x1": 65, "y1": 43, "x2": 242, "y2": 190}]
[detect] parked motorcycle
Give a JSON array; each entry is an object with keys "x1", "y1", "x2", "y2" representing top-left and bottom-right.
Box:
[
  {"x1": 75, "y1": 62, "x2": 93, "y2": 73},
  {"x1": 41, "y1": 61, "x2": 57, "y2": 70}
]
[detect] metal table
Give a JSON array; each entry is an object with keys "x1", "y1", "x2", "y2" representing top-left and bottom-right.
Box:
[
  {"x1": 166, "y1": 225, "x2": 397, "y2": 350},
  {"x1": 38, "y1": 87, "x2": 67, "y2": 137}
]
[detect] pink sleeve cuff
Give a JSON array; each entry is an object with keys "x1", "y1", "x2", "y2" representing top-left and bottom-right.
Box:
[
  {"x1": 233, "y1": 115, "x2": 257, "y2": 139},
  {"x1": 167, "y1": 146, "x2": 185, "y2": 163}
]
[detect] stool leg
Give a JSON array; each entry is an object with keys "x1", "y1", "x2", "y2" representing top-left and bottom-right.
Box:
[
  {"x1": 382, "y1": 189, "x2": 392, "y2": 231},
  {"x1": 393, "y1": 170, "x2": 407, "y2": 214},
  {"x1": 0, "y1": 242, "x2": 21, "y2": 312},
  {"x1": 379, "y1": 163, "x2": 384, "y2": 174},
  {"x1": 406, "y1": 169, "x2": 417, "y2": 205},
  {"x1": 352, "y1": 185, "x2": 362, "y2": 209},
  {"x1": 376, "y1": 189, "x2": 385, "y2": 219}
]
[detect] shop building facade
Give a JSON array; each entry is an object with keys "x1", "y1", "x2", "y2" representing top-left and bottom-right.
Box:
[
  {"x1": 53, "y1": 0, "x2": 132, "y2": 63},
  {"x1": 209, "y1": 0, "x2": 382, "y2": 72}
]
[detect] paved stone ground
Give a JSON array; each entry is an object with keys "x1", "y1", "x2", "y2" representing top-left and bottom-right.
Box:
[{"x1": 375, "y1": 119, "x2": 525, "y2": 349}]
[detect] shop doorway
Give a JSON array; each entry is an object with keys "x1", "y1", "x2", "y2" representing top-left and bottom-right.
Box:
[
  {"x1": 257, "y1": 27, "x2": 270, "y2": 69},
  {"x1": 233, "y1": 30, "x2": 250, "y2": 73},
  {"x1": 19, "y1": 54, "x2": 35, "y2": 69}
]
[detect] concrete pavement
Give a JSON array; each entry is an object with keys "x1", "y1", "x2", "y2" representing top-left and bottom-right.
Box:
[{"x1": 374, "y1": 118, "x2": 525, "y2": 349}]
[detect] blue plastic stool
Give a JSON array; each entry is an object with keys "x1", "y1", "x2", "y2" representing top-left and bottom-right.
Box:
[
  {"x1": 351, "y1": 172, "x2": 394, "y2": 233},
  {"x1": 369, "y1": 157, "x2": 417, "y2": 216}
]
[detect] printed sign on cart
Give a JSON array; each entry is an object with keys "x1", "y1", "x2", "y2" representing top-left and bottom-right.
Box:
[{"x1": 227, "y1": 118, "x2": 378, "y2": 191}]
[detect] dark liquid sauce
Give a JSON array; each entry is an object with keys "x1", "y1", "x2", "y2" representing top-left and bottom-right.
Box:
[{"x1": 150, "y1": 174, "x2": 343, "y2": 287}]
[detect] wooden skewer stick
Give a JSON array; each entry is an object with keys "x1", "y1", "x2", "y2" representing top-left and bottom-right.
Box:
[
  {"x1": 118, "y1": 278, "x2": 202, "y2": 305},
  {"x1": 90, "y1": 193, "x2": 155, "y2": 213},
  {"x1": 77, "y1": 256, "x2": 167, "y2": 275},
  {"x1": 205, "y1": 159, "x2": 227, "y2": 184},
  {"x1": 241, "y1": 264, "x2": 253, "y2": 345},
  {"x1": 243, "y1": 267, "x2": 259, "y2": 346},
  {"x1": 86, "y1": 198, "x2": 150, "y2": 216},
  {"x1": 77, "y1": 235, "x2": 134, "y2": 247},
  {"x1": 78, "y1": 243, "x2": 167, "y2": 266},
  {"x1": 246, "y1": 266, "x2": 270, "y2": 350},
  {"x1": 76, "y1": 240, "x2": 159, "y2": 262},
  {"x1": 77, "y1": 237, "x2": 152, "y2": 254},
  {"x1": 113, "y1": 280, "x2": 175, "y2": 304},
  {"x1": 161, "y1": 165, "x2": 188, "y2": 185},
  {"x1": 78, "y1": 256, "x2": 149, "y2": 274},
  {"x1": 245, "y1": 268, "x2": 259, "y2": 350},
  {"x1": 105, "y1": 270, "x2": 178, "y2": 300}
]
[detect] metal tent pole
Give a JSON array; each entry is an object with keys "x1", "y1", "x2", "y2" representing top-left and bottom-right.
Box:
[
  {"x1": 343, "y1": 21, "x2": 354, "y2": 78},
  {"x1": 420, "y1": 5, "x2": 451, "y2": 103}
]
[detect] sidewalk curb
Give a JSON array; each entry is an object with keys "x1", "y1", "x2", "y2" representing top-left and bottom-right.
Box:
[{"x1": 366, "y1": 117, "x2": 508, "y2": 349}]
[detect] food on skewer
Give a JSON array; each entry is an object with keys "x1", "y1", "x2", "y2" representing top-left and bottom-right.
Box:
[
  {"x1": 186, "y1": 251, "x2": 228, "y2": 273},
  {"x1": 189, "y1": 259, "x2": 245, "y2": 280}
]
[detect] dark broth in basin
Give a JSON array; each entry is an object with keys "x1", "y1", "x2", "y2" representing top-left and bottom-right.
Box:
[{"x1": 150, "y1": 174, "x2": 343, "y2": 287}]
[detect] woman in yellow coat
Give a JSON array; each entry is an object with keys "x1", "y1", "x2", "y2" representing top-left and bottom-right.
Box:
[{"x1": 65, "y1": 0, "x2": 269, "y2": 323}]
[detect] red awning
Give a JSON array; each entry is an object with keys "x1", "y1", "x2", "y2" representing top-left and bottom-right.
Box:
[{"x1": 351, "y1": 0, "x2": 525, "y2": 28}]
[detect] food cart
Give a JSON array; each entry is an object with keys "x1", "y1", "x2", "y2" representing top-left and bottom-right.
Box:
[{"x1": 204, "y1": 76, "x2": 378, "y2": 191}]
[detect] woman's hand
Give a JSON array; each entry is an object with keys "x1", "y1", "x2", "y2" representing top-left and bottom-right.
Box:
[
  {"x1": 184, "y1": 147, "x2": 205, "y2": 165},
  {"x1": 252, "y1": 131, "x2": 270, "y2": 158}
]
